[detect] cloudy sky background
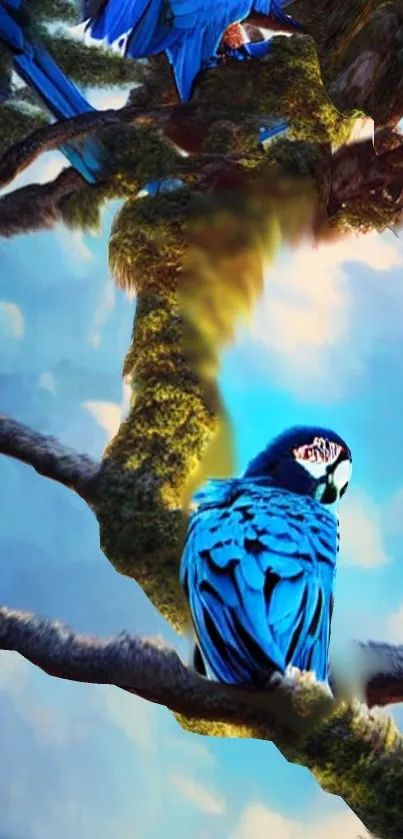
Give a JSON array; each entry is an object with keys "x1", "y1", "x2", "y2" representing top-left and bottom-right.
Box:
[{"x1": 0, "y1": 84, "x2": 402, "y2": 839}]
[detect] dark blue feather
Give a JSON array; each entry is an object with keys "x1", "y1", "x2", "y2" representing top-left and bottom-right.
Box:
[
  {"x1": 83, "y1": 0, "x2": 304, "y2": 101},
  {"x1": 0, "y1": 0, "x2": 106, "y2": 183}
]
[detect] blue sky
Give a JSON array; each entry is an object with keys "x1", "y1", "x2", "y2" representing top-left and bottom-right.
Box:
[{"x1": 1, "y1": 110, "x2": 403, "y2": 838}]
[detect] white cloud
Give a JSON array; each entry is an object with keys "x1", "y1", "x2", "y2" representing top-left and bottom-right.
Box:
[
  {"x1": 0, "y1": 301, "x2": 24, "y2": 339},
  {"x1": 0, "y1": 650, "x2": 27, "y2": 694},
  {"x1": 69, "y1": 230, "x2": 94, "y2": 261},
  {"x1": 82, "y1": 378, "x2": 132, "y2": 440},
  {"x1": 387, "y1": 605, "x2": 403, "y2": 643},
  {"x1": 97, "y1": 686, "x2": 155, "y2": 751},
  {"x1": 333, "y1": 116, "x2": 374, "y2": 152},
  {"x1": 85, "y1": 87, "x2": 134, "y2": 111},
  {"x1": 37, "y1": 370, "x2": 57, "y2": 394},
  {"x1": 338, "y1": 490, "x2": 390, "y2": 568},
  {"x1": 249, "y1": 232, "x2": 402, "y2": 398},
  {"x1": 83, "y1": 399, "x2": 122, "y2": 438},
  {"x1": 0, "y1": 652, "x2": 77, "y2": 746},
  {"x1": 382, "y1": 486, "x2": 403, "y2": 534},
  {"x1": 233, "y1": 804, "x2": 295, "y2": 839},
  {"x1": 348, "y1": 116, "x2": 374, "y2": 146},
  {"x1": 54, "y1": 225, "x2": 95, "y2": 270},
  {"x1": 88, "y1": 280, "x2": 116, "y2": 349},
  {"x1": 232, "y1": 803, "x2": 369, "y2": 839},
  {"x1": 0, "y1": 152, "x2": 65, "y2": 197},
  {"x1": 169, "y1": 772, "x2": 226, "y2": 815}
]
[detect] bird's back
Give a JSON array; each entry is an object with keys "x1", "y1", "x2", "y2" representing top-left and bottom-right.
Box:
[{"x1": 181, "y1": 478, "x2": 338, "y2": 686}]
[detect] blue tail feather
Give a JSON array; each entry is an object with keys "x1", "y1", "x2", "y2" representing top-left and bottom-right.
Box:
[
  {"x1": 86, "y1": 0, "x2": 150, "y2": 47},
  {"x1": 167, "y1": 23, "x2": 224, "y2": 101},
  {"x1": 0, "y1": 0, "x2": 106, "y2": 183},
  {"x1": 124, "y1": 0, "x2": 177, "y2": 59}
]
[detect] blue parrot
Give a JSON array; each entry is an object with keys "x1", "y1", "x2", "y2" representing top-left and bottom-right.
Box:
[
  {"x1": 0, "y1": 0, "x2": 300, "y2": 182},
  {"x1": 180, "y1": 426, "x2": 352, "y2": 687},
  {"x1": 82, "y1": 0, "x2": 304, "y2": 101}
]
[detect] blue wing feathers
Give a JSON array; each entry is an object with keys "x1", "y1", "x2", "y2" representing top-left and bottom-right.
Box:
[
  {"x1": 0, "y1": 0, "x2": 105, "y2": 183},
  {"x1": 84, "y1": 0, "x2": 303, "y2": 100},
  {"x1": 181, "y1": 482, "x2": 338, "y2": 685},
  {"x1": 125, "y1": 0, "x2": 178, "y2": 58}
]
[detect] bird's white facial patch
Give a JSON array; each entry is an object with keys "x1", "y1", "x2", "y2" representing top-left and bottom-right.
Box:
[{"x1": 332, "y1": 458, "x2": 352, "y2": 491}]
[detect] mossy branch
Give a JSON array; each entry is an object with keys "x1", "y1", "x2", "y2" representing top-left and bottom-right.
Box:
[{"x1": 0, "y1": 167, "x2": 88, "y2": 238}]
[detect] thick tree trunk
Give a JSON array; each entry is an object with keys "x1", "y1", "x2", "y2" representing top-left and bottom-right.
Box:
[
  {"x1": 95, "y1": 193, "x2": 223, "y2": 630},
  {"x1": 291, "y1": 0, "x2": 403, "y2": 127}
]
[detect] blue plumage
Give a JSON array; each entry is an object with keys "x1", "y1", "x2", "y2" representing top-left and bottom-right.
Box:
[
  {"x1": 180, "y1": 426, "x2": 352, "y2": 687},
  {"x1": 83, "y1": 0, "x2": 303, "y2": 100},
  {"x1": 0, "y1": 0, "x2": 105, "y2": 183},
  {"x1": 0, "y1": 0, "x2": 300, "y2": 180}
]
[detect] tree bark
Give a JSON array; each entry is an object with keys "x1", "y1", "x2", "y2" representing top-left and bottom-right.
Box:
[{"x1": 0, "y1": 414, "x2": 100, "y2": 503}]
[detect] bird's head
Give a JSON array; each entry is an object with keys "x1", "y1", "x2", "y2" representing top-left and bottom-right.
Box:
[{"x1": 244, "y1": 425, "x2": 352, "y2": 506}]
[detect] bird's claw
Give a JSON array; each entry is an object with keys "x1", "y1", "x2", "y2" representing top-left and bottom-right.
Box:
[{"x1": 225, "y1": 40, "x2": 274, "y2": 61}]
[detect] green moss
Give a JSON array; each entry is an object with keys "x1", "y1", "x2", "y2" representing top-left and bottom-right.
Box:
[
  {"x1": 195, "y1": 36, "x2": 355, "y2": 146},
  {"x1": 39, "y1": 34, "x2": 145, "y2": 88},
  {"x1": 0, "y1": 103, "x2": 49, "y2": 156},
  {"x1": 97, "y1": 200, "x2": 223, "y2": 627},
  {"x1": 98, "y1": 124, "x2": 182, "y2": 194},
  {"x1": 128, "y1": 55, "x2": 178, "y2": 108},
  {"x1": 109, "y1": 189, "x2": 196, "y2": 291},
  {"x1": 58, "y1": 185, "x2": 108, "y2": 233},
  {"x1": 330, "y1": 198, "x2": 402, "y2": 234},
  {"x1": 25, "y1": 0, "x2": 79, "y2": 23},
  {"x1": 302, "y1": 704, "x2": 403, "y2": 838}
]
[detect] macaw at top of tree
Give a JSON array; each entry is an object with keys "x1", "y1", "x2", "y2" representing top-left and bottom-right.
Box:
[
  {"x1": 0, "y1": 0, "x2": 302, "y2": 182},
  {"x1": 81, "y1": 0, "x2": 304, "y2": 101}
]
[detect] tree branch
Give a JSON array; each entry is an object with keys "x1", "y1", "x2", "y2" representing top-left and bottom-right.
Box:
[
  {"x1": 0, "y1": 414, "x2": 100, "y2": 503},
  {"x1": 0, "y1": 104, "x2": 175, "y2": 191},
  {"x1": 0, "y1": 604, "x2": 403, "y2": 839},
  {"x1": 0, "y1": 167, "x2": 85, "y2": 237},
  {"x1": 0, "y1": 604, "x2": 327, "y2": 734}
]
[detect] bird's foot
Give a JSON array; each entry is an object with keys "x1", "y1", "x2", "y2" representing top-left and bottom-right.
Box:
[
  {"x1": 259, "y1": 120, "x2": 289, "y2": 144},
  {"x1": 225, "y1": 39, "x2": 274, "y2": 61},
  {"x1": 263, "y1": 669, "x2": 285, "y2": 690}
]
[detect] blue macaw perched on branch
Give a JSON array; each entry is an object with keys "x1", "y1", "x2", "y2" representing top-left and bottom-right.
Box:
[
  {"x1": 0, "y1": 0, "x2": 301, "y2": 182},
  {"x1": 82, "y1": 0, "x2": 303, "y2": 100},
  {"x1": 180, "y1": 426, "x2": 352, "y2": 687}
]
